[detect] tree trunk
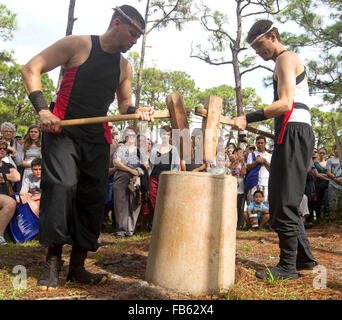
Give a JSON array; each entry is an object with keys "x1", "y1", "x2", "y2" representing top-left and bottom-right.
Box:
[
  {"x1": 133, "y1": 0, "x2": 150, "y2": 131},
  {"x1": 233, "y1": 1, "x2": 245, "y2": 148},
  {"x1": 135, "y1": 0, "x2": 150, "y2": 108},
  {"x1": 56, "y1": 0, "x2": 78, "y2": 93}
]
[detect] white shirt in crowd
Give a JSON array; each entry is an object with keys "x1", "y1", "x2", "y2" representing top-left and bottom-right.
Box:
[{"x1": 247, "y1": 150, "x2": 272, "y2": 187}]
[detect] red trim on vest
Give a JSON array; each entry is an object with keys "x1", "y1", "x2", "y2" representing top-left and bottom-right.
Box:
[
  {"x1": 277, "y1": 101, "x2": 294, "y2": 145},
  {"x1": 103, "y1": 98, "x2": 115, "y2": 144},
  {"x1": 53, "y1": 67, "x2": 78, "y2": 134},
  {"x1": 103, "y1": 122, "x2": 113, "y2": 144}
]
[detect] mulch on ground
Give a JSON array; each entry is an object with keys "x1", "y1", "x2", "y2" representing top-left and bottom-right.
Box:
[{"x1": 0, "y1": 222, "x2": 341, "y2": 300}]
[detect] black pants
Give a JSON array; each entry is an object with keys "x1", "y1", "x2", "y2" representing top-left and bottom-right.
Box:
[
  {"x1": 236, "y1": 193, "x2": 246, "y2": 229},
  {"x1": 315, "y1": 185, "x2": 328, "y2": 219},
  {"x1": 39, "y1": 132, "x2": 109, "y2": 252},
  {"x1": 269, "y1": 123, "x2": 314, "y2": 237}
]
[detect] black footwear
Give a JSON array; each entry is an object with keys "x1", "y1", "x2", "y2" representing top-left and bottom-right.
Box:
[
  {"x1": 297, "y1": 219, "x2": 317, "y2": 270},
  {"x1": 255, "y1": 265, "x2": 299, "y2": 280},
  {"x1": 37, "y1": 245, "x2": 63, "y2": 290},
  {"x1": 296, "y1": 260, "x2": 318, "y2": 270},
  {"x1": 256, "y1": 234, "x2": 299, "y2": 280},
  {"x1": 66, "y1": 246, "x2": 108, "y2": 285}
]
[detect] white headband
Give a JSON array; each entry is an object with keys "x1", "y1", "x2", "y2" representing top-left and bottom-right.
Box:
[
  {"x1": 113, "y1": 6, "x2": 144, "y2": 34},
  {"x1": 249, "y1": 24, "x2": 274, "y2": 46}
]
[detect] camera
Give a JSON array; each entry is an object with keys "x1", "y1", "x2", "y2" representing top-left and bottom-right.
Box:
[{"x1": 238, "y1": 133, "x2": 247, "y2": 143}]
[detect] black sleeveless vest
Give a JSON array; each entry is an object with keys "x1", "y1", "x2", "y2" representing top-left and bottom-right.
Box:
[{"x1": 52, "y1": 35, "x2": 121, "y2": 144}]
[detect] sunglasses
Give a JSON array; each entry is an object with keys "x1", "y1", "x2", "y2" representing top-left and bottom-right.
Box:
[{"x1": 0, "y1": 147, "x2": 7, "y2": 151}]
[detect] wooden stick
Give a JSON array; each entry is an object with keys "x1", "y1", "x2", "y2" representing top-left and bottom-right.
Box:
[
  {"x1": 201, "y1": 96, "x2": 223, "y2": 163},
  {"x1": 166, "y1": 93, "x2": 191, "y2": 161},
  {"x1": 195, "y1": 107, "x2": 275, "y2": 140},
  {"x1": 60, "y1": 109, "x2": 172, "y2": 127}
]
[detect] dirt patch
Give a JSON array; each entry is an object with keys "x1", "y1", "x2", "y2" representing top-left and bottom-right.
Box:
[{"x1": 0, "y1": 223, "x2": 341, "y2": 300}]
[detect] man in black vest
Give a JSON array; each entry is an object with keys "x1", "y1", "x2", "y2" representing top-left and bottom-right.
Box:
[
  {"x1": 21, "y1": 5, "x2": 153, "y2": 290},
  {"x1": 233, "y1": 20, "x2": 317, "y2": 280}
]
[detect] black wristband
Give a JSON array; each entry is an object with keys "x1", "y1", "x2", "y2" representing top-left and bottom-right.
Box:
[
  {"x1": 246, "y1": 109, "x2": 267, "y2": 124},
  {"x1": 126, "y1": 106, "x2": 137, "y2": 114},
  {"x1": 28, "y1": 90, "x2": 49, "y2": 113}
]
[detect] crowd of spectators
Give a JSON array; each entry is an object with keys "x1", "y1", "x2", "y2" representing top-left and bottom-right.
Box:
[
  {"x1": 105, "y1": 125, "x2": 341, "y2": 235},
  {"x1": 106, "y1": 127, "x2": 266, "y2": 234},
  {"x1": 0, "y1": 122, "x2": 42, "y2": 245},
  {"x1": 0, "y1": 120, "x2": 341, "y2": 245}
]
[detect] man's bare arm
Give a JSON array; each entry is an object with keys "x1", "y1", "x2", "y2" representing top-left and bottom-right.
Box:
[
  {"x1": 21, "y1": 36, "x2": 90, "y2": 132},
  {"x1": 116, "y1": 56, "x2": 154, "y2": 121},
  {"x1": 21, "y1": 35, "x2": 86, "y2": 93},
  {"x1": 233, "y1": 52, "x2": 299, "y2": 131},
  {"x1": 116, "y1": 57, "x2": 134, "y2": 114},
  {"x1": 264, "y1": 52, "x2": 297, "y2": 118}
]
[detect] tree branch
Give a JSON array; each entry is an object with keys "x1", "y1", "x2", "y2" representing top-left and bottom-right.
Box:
[
  {"x1": 147, "y1": 0, "x2": 184, "y2": 33},
  {"x1": 200, "y1": 14, "x2": 235, "y2": 44},
  {"x1": 190, "y1": 46, "x2": 233, "y2": 66},
  {"x1": 240, "y1": 64, "x2": 274, "y2": 77}
]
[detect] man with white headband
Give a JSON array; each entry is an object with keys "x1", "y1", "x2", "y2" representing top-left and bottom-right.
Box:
[
  {"x1": 233, "y1": 20, "x2": 317, "y2": 280},
  {"x1": 21, "y1": 4, "x2": 153, "y2": 290}
]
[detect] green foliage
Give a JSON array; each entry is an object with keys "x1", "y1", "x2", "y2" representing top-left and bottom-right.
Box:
[
  {"x1": 277, "y1": 0, "x2": 342, "y2": 105},
  {"x1": 0, "y1": 51, "x2": 55, "y2": 127},
  {"x1": 147, "y1": 0, "x2": 196, "y2": 31},
  {"x1": 0, "y1": 6, "x2": 56, "y2": 128},
  {"x1": 0, "y1": 4, "x2": 17, "y2": 41},
  {"x1": 310, "y1": 107, "x2": 342, "y2": 152}
]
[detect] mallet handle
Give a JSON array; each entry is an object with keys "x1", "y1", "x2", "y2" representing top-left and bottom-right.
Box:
[
  {"x1": 60, "y1": 110, "x2": 171, "y2": 127},
  {"x1": 195, "y1": 108, "x2": 275, "y2": 140}
]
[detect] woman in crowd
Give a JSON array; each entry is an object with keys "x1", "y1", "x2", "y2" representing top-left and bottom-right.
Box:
[
  {"x1": 1, "y1": 122, "x2": 23, "y2": 192},
  {"x1": 21, "y1": 125, "x2": 42, "y2": 182},
  {"x1": 229, "y1": 147, "x2": 247, "y2": 229},
  {"x1": 0, "y1": 139, "x2": 21, "y2": 245},
  {"x1": 113, "y1": 127, "x2": 149, "y2": 238},
  {"x1": 148, "y1": 125, "x2": 180, "y2": 231},
  {"x1": 313, "y1": 147, "x2": 330, "y2": 220}
]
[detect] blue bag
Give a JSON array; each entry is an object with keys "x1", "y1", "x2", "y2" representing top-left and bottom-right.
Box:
[
  {"x1": 244, "y1": 152, "x2": 261, "y2": 191},
  {"x1": 7, "y1": 194, "x2": 39, "y2": 243}
]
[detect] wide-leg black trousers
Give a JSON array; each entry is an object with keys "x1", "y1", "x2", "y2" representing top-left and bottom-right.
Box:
[
  {"x1": 269, "y1": 123, "x2": 314, "y2": 237},
  {"x1": 39, "y1": 132, "x2": 109, "y2": 252}
]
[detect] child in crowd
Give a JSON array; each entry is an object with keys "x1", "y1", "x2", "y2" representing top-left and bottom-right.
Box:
[
  {"x1": 244, "y1": 190, "x2": 270, "y2": 229},
  {"x1": 19, "y1": 157, "x2": 42, "y2": 217}
]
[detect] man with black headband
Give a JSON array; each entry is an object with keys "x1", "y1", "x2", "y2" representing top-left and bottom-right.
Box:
[
  {"x1": 21, "y1": 5, "x2": 153, "y2": 290},
  {"x1": 233, "y1": 20, "x2": 317, "y2": 280}
]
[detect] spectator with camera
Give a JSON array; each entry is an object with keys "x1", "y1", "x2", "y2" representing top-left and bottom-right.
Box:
[
  {"x1": 229, "y1": 147, "x2": 247, "y2": 229},
  {"x1": 1, "y1": 122, "x2": 23, "y2": 192}
]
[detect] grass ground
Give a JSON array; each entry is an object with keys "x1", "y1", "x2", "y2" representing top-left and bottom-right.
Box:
[{"x1": 0, "y1": 222, "x2": 341, "y2": 300}]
